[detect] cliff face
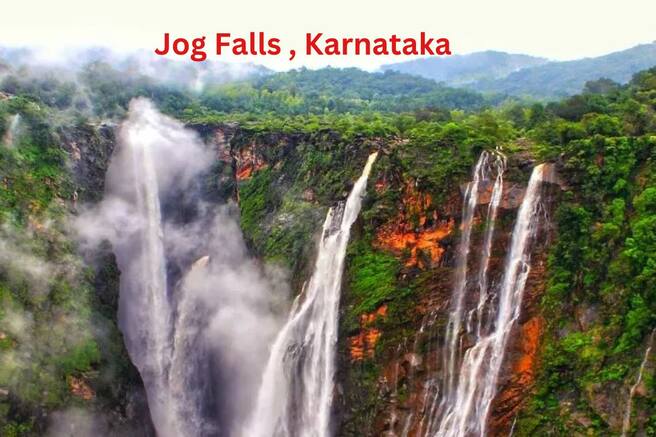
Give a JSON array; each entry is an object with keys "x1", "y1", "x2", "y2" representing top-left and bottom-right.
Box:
[
  {"x1": 3, "y1": 104, "x2": 654, "y2": 436},
  {"x1": 205, "y1": 123, "x2": 558, "y2": 436},
  {"x1": 215, "y1": 121, "x2": 656, "y2": 437},
  {"x1": 337, "y1": 157, "x2": 560, "y2": 437},
  {"x1": 0, "y1": 109, "x2": 154, "y2": 435},
  {"x1": 50, "y1": 116, "x2": 653, "y2": 437}
]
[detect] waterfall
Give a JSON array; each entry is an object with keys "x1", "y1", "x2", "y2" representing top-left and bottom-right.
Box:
[
  {"x1": 121, "y1": 104, "x2": 175, "y2": 434},
  {"x1": 471, "y1": 153, "x2": 506, "y2": 338},
  {"x1": 169, "y1": 255, "x2": 218, "y2": 437},
  {"x1": 442, "y1": 152, "x2": 488, "y2": 397},
  {"x1": 621, "y1": 329, "x2": 655, "y2": 437},
  {"x1": 435, "y1": 163, "x2": 545, "y2": 437},
  {"x1": 421, "y1": 151, "x2": 506, "y2": 435},
  {"x1": 3, "y1": 113, "x2": 21, "y2": 147},
  {"x1": 102, "y1": 98, "x2": 215, "y2": 436},
  {"x1": 245, "y1": 152, "x2": 378, "y2": 437}
]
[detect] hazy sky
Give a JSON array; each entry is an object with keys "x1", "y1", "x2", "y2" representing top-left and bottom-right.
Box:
[{"x1": 2, "y1": 0, "x2": 655, "y2": 70}]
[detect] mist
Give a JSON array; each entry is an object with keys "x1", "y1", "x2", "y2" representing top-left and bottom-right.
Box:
[
  {"x1": 75, "y1": 98, "x2": 287, "y2": 436},
  {"x1": 0, "y1": 45, "x2": 269, "y2": 94}
]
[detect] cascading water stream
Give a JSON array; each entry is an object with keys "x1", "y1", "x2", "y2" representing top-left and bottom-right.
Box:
[
  {"x1": 169, "y1": 255, "x2": 217, "y2": 437},
  {"x1": 122, "y1": 106, "x2": 175, "y2": 434},
  {"x1": 3, "y1": 113, "x2": 21, "y2": 147},
  {"x1": 471, "y1": 153, "x2": 506, "y2": 338},
  {"x1": 421, "y1": 151, "x2": 505, "y2": 435},
  {"x1": 441, "y1": 152, "x2": 487, "y2": 397},
  {"x1": 621, "y1": 329, "x2": 655, "y2": 437},
  {"x1": 245, "y1": 152, "x2": 378, "y2": 437},
  {"x1": 435, "y1": 164, "x2": 545, "y2": 437},
  {"x1": 102, "y1": 99, "x2": 216, "y2": 437}
]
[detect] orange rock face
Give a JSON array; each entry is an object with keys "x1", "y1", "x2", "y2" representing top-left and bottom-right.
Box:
[
  {"x1": 515, "y1": 316, "x2": 543, "y2": 377},
  {"x1": 489, "y1": 315, "x2": 545, "y2": 432},
  {"x1": 68, "y1": 376, "x2": 95, "y2": 401},
  {"x1": 235, "y1": 144, "x2": 267, "y2": 181},
  {"x1": 375, "y1": 181, "x2": 454, "y2": 268},
  {"x1": 349, "y1": 305, "x2": 388, "y2": 361}
]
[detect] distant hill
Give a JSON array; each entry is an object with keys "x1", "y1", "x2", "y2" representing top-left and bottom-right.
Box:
[
  {"x1": 469, "y1": 42, "x2": 656, "y2": 99},
  {"x1": 242, "y1": 67, "x2": 494, "y2": 112},
  {"x1": 382, "y1": 43, "x2": 656, "y2": 100},
  {"x1": 381, "y1": 50, "x2": 548, "y2": 85}
]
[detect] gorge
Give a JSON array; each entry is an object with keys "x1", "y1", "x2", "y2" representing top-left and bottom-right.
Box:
[
  {"x1": 1, "y1": 57, "x2": 655, "y2": 437},
  {"x1": 81, "y1": 103, "x2": 553, "y2": 436}
]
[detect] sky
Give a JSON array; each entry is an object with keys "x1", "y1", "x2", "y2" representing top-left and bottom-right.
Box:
[{"x1": 2, "y1": 0, "x2": 656, "y2": 71}]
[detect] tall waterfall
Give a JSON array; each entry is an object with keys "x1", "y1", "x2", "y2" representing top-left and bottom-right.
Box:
[
  {"x1": 2, "y1": 113, "x2": 21, "y2": 147},
  {"x1": 471, "y1": 152, "x2": 506, "y2": 339},
  {"x1": 434, "y1": 163, "x2": 545, "y2": 437},
  {"x1": 621, "y1": 329, "x2": 655, "y2": 437},
  {"x1": 422, "y1": 151, "x2": 506, "y2": 435},
  {"x1": 115, "y1": 101, "x2": 175, "y2": 434},
  {"x1": 95, "y1": 99, "x2": 251, "y2": 437},
  {"x1": 245, "y1": 152, "x2": 378, "y2": 437}
]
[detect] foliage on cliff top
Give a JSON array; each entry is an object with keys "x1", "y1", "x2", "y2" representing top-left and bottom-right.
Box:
[{"x1": 517, "y1": 69, "x2": 656, "y2": 436}]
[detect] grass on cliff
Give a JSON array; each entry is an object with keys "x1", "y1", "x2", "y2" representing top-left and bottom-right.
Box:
[
  {"x1": 347, "y1": 240, "x2": 404, "y2": 316},
  {"x1": 517, "y1": 114, "x2": 656, "y2": 433},
  {"x1": 0, "y1": 97, "x2": 131, "y2": 434}
]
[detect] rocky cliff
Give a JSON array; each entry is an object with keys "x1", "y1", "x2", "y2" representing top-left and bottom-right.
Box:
[
  {"x1": 0, "y1": 99, "x2": 154, "y2": 435},
  {"x1": 2, "y1": 63, "x2": 656, "y2": 437},
  {"x1": 203, "y1": 115, "x2": 656, "y2": 436}
]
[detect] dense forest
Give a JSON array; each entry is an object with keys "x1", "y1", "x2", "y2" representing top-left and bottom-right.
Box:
[{"x1": 1, "y1": 53, "x2": 656, "y2": 436}]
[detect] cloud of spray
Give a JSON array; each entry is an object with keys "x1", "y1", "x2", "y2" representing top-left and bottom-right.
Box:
[
  {"x1": 0, "y1": 235, "x2": 53, "y2": 295},
  {"x1": 0, "y1": 45, "x2": 269, "y2": 95},
  {"x1": 76, "y1": 98, "x2": 288, "y2": 436},
  {"x1": 45, "y1": 406, "x2": 152, "y2": 437},
  {"x1": 0, "y1": 222, "x2": 110, "y2": 433}
]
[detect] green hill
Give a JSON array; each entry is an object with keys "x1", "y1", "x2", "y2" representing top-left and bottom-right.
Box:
[
  {"x1": 470, "y1": 42, "x2": 656, "y2": 98},
  {"x1": 382, "y1": 50, "x2": 548, "y2": 85}
]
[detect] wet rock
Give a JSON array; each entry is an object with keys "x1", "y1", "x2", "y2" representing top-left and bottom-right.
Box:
[
  {"x1": 302, "y1": 188, "x2": 316, "y2": 202},
  {"x1": 586, "y1": 382, "x2": 624, "y2": 430},
  {"x1": 375, "y1": 180, "x2": 454, "y2": 268},
  {"x1": 403, "y1": 353, "x2": 423, "y2": 369},
  {"x1": 541, "y1": 162, "x2": 568, "y2": 190},
  {"x1": 68, "y1": 376, "x2": 95, "y2": 401},
  {"x1": 575, "y1": 304, "x2": 600, "y2": 331}
]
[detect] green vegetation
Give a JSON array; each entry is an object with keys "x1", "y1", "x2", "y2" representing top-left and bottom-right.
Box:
[
  {"x1": 382, "y1": 50, "x2": 547, "y2": 86},
  {"x1": 0, "y1": 89, "x2": 140, "y2": 435},
  {"x1": 200, "y1": 68, "x2": 494, "y2": 114},
  {"x1": 515, "y1": 70, "x2": 656, "y2": 435},
  {"x1": 0, "y1": 97, "x2": 100, "y2": 431},
  {"x1": 347, "y1": 240, "x2": 404, "y2": 315},
  {"x1": 1, "y1": 48, "x2": 656, "y2": 436}
]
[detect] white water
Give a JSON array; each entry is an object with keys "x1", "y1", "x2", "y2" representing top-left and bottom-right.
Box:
[
  {"x1": 435, "y1": 164, "x2": 545, "y2": 437},
  {"x1": 245, "y1": 152, "x2": 378, "y2": 437},
  {"x1": 79, "y1": 98, "x2": 298, "y2": 436},
  {"x1": 422, "y1": 151, "x2": 506, "y2": 435},
  {"x1": 442, "y1": 153, "x2": 488, "y2": 396},
  {"x1": 123, "y1": 103, "x2": 175, "y2": 434},
  {"x1": 3, "y1": 113, "x2": 21, "y2": 147},
  {"x1": 621, "y1": 329, "x2": 655, "y2": 437},
  {"x1": 103, "y1": 99, "x2": 215, "y2": 436},
  {"x1": 471, "y1": 153, "x2": 506, "y2": 338},
  {"x1": 169, "y1": 255, "x2": 217, "y2": 436}
]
